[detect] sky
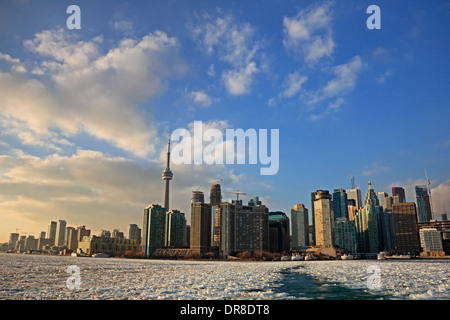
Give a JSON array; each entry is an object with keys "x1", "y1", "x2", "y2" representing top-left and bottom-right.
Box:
[{"x1": 0, "y1": 0, "x2": 449, "y2": 243}]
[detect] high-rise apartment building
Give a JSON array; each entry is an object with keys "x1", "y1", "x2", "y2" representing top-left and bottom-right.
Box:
[
  {"x1": 165, "y1": 209, "x2": 186, "y2": 248},
  {"x1": 210, "y1": 184, "x2": 222, "y2": 206},
  {"x1": 346, "y1": 188, "x2": 362, "y2": 209},
  {"x1": 55, "y1": 220, "x2": 67, "y2": 247},
  {"x1": 142, "y1": 204, "x2": 166, "y2": 257},
  {"x1": 128, "y1": 224, "x2": 141, "y2": 245},
  {"x1": 415, "y1": 185, "x2": 432, "y2": 222},
  {"x1": 334, "y1": 217, "x2": 357, "y2": 253},
  {"x1": 190, "y1": 192, "x2": 212, "y2": 256},
  {"x1": 291, "y1": 204, "x2": 309, "y2": 250},
  {"x1": 269, "y1": 211, "x2": 290, "y2": 253},
  {"x1": 47, "y1": 221, "x2": 57, "y2": 246},
  {"x1": 419, "y1": 228, "x2": 443, "y2": 255},
  {"x1": 313, "y1": 190, "x2": 334, "y2": 247},
  {"x1": 392, "y1": 187, "x2": 406, "y2": 203},
  {"x1": 216, "y1": 200, "x2": 269, "y2": 257},
  {"x1": 332, "y1": 188, "x2": 348, "y2": 219},
  {"x1": 392, "y1": 202, "x2": 420, "y2": 255}
]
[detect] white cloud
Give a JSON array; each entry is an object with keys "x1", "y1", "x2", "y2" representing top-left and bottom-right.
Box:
[
  {"x1": 0, "y1": 28, "x2": 186, "y2": 158},
  {"x1": 188, "y1": 90, "x2": 214, "y2": 108},
  {"x1": 191, "y1": 15, "x2": 263, "y2": 96},
  {"x1": 279, "y1": 71, "x2": 307, "y2": 98},
  {"x1": 222, "y1": 62, "x2": 258, "y2": 96},
  {"x1": 323, "y1": 56, "x2": 362, "y2": 97},
  {"x1": 309, "y1": 97, "x2": 344, "y2": 121},
  {"x1": 282, "y1": 3, "x2": 334, "y2": 63}
]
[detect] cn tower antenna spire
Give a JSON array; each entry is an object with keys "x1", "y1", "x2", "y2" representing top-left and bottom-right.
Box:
[{"x1": 162, "y1": 131, "x2": 173, "y2": 211}]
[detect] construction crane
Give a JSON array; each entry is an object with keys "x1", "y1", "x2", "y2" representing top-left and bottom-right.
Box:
[{"x1": 225, "y1": 189, "x2": 247, "y2": 201}]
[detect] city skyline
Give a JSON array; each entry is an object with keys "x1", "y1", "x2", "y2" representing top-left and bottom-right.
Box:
[{"x1": 1, "y1": 1, "x2": 450, "y2": 243}]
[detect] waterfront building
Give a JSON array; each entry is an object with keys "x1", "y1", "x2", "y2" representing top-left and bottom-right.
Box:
[
  {"x1": 419, "y1": 228, "x2": 444, "y2": 256},
  {"x1": 291, "y1": 204, "x2": 309, "y2": 250},
  {"x1": 392, "y1": 202, "x2": 420, "y2": 255},
  {"x1": 415, "y1": 185, "x2": 433, "y2": 222},
  {"x1": 216, "y1": 200, "x2": 269, "y2": 257},
  {"x1": 66, "y1": 227, "x2": 78, "y2": 251},
  {"x1": 128, "y1": 224, "x2": 141, "y2": 245},
  {"x1": 332, "y1": 188, "x2": 348, "y2": 219},
  {"x1": 8, "y1": 233, "x2": 19, "y2": 251},
  {"x1": 334, "y1": 217, "x2": 357, "y2": 253},
  {"x1": 76, "y1": 226, "x2": 91, "y2": 244},
  {"x1": 64, "y1": 227, "x2": 74, "y2": 248},
  {"x1": 166, "y1": 209, "x2": 186, "y2": 248},
  {"x1": 47, "y1": 221, "x2": 57, "y2": 246},
  {"x1": 313, "y1": 190, "x2": 334, "y2": 247},
  {"x1": 310, "y1": 192, "x2": 317, "y2": 245},
  {"x1": 142, "y1": 204, "x2": 166, "y2": 257},
  {"x1": 112, "y1": 229, "x2": 124, "y2": 239},
  {"x1": 190, "y1": 192, "x2": 212, "y2": 256},
  {"x1": 78, "y1": 235, "x2": 140, "y2": 256},
  {"x1": 55, "y1": 220, "x2": 67, "y2": 247},
  {"x1": 269, "y1": 211, "x2": 290, "y2": 253}
]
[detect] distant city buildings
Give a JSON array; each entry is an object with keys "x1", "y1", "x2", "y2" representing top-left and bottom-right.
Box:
[{"x1": 291, "y1": 204, "x2": 309, "y2": 250}]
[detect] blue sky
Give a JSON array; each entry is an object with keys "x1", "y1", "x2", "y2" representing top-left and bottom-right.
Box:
[{"x1": 0, "y1": 0, "x2": 449, "y2": 242}]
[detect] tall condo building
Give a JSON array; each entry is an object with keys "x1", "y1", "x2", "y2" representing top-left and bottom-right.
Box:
[
  {"x1": 291, "y1": 204, "x2": 309, "y2": 250},
  {"x1": 55, "y1": 220, "x2": 67, "y2": 247},
  {"x1": 190, "y1": 191, "x2": 212, "y2": 256},
  {"x1": 269, "y1": 211, "x2": 290, "y2": 253},
  {"x1": 162, "y1": 133, "x2": 173, "y2": 211},
  {"x1": 216, "y1": 199, "x2": 269, "y2": 257},
  {"x1": 313, "y1": 190, "x2": 334, "y2": 247},
  {"x1": 333, "y1": 188, "x2": 348, "y2": 219},
  {"x1": 334, "y1": 217, "x2": 357, "y2": 253},
  {"x1": 392, "y1": 187, "x2": 406, "y2": 203},
  {"x1": 415, "y1": 185, "x2": 432, "y2": 222},
  {"x1": 128, "y1": 224, "x2": 141, "y2": 245},
  {"x1": 142, "y1": 204, "x2": 166, "y2": 257},
  {"x1": 210, "y1": 184, "x2": 222, "y2": 206},
  {"x1": 165, "y1": 209, "x2": 186, "y2": 248},
  {"x1": 346, "y1": 188, "x2": 362, "y2": 209},
  {"x1": 392, "y1": 202, "x2": 420, "y2": 255},
  {"x1": 47, "y1": 221, "x2": 57, "y2": 246}
]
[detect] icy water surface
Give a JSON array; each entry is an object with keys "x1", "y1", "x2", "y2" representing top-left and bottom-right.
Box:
[{"x1": 0, "y1": 253, "x2": 449, "y2": 300}]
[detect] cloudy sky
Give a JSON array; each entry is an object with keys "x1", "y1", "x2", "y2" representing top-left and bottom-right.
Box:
[{"x1": 1, "y1": 0, "x2": 449, "y2": 242}]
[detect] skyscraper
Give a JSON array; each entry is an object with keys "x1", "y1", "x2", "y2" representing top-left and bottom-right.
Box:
[
  {"x1": 314, "y1": 190, "x2": 334, "y2": 247},
  {"x1": 291, "y1": 204, "x2": 309, "y2": 250},
  {"x1": 347, "y1": 188, "x2": 362, "y2": 209},
  {"x1": 162, "y1": 133, "x2": 173, "y2": 211},
  {"x1": 142, "y1": 204, "x2": 166, "y2": 257},
  {"x1": 55, "y1": 220, "x2": 67, "y2": 247},
  {"x1": 128, "y1": 224, "x2": 141, "y2": 245},
  {"x1": 216, "y1": 200, "x2": 269, "y2": 257},
  {"x1": 415, "y1": 185, "x2": 432, "y2": 222},
  {"x1": 190, "y1": 191, "x2": 212, "y2": 256},
  {"x1": 165, "y1": 209, "x2": 186, "y2": 248},
  {"x1": 392, "y1": 187, "x2": 406, "y2": 203},
  {"x1": 354, "y1": 182, "x2": 382, "y2": 254},
  {"x1": 392, "y1": 202, "x2": 420, "y2": 255},
  {"x1": 269, "y1": 211, "x2": 290, "y2": 253},
  {"x1": 47, "y1": 221, "x2": 57, "y2": 246},
  {"x1": 334, "y1": 217, "x2": 357, "y2": 253},
  {"x1": 333, "y1": 188, "x2": 348, "y2": 219},
  {"x1": 210, "y1": 183, "x2": 222, "y2": 206}
]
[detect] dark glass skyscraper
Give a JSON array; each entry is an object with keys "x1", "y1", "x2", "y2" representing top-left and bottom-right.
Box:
[
  {"x1": 415, "y1": 185, "x2": 432, "y2": 222},
  {"x1": 333, "y1": 188, "x2": 348, "y2": 219},
  {"x1": 392, "y1": 187, "x2": 406, "y2": 203}
]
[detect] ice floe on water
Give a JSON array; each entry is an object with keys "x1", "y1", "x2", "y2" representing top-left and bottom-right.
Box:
[{"x1": 1, "y1": 254, "x2": 449, "y2": 300}]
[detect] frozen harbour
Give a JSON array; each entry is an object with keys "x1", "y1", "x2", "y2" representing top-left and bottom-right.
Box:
[{"x1": 0, "y1": 253, "x2": 449, "y2": 300}]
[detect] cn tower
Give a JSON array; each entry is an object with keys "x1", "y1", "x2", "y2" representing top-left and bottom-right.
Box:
[{"x1": 162, "y1": 132, "x2": 173, "y2": 211}]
